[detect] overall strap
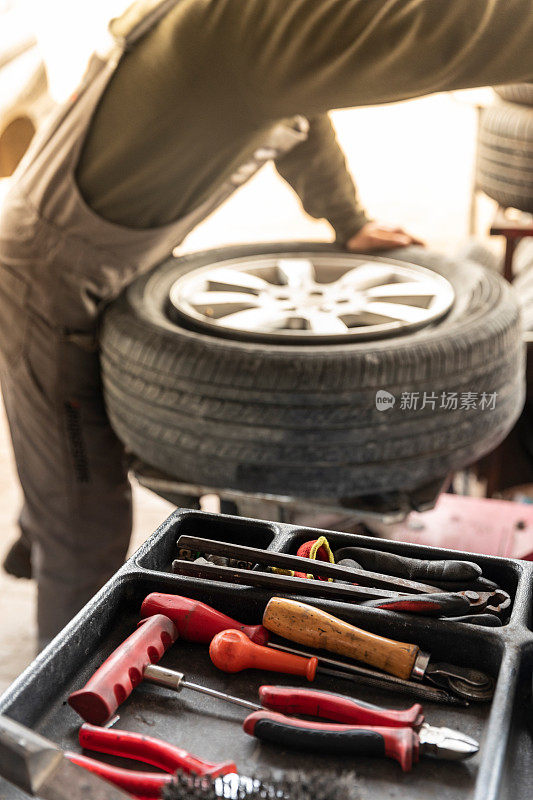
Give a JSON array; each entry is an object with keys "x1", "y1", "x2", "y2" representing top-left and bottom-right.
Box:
[{"x1": 109, "y1": 0, "x2": 182, "y2": 48}]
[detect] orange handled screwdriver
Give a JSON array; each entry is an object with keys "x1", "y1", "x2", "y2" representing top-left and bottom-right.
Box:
[{"x1": 209, "y1": 629, "x2": 318, "y2": 680}]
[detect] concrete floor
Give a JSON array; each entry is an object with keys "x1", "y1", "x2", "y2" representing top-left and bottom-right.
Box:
[{"x1": 0, "y1": 91, "x2": 499, "y2": 695}]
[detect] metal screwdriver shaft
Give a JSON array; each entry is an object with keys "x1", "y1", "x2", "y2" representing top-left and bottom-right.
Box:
[
  {"x1": 144, "y1": 664, "x2": 261, "y2": 712},
  {"x1": 267, "y1": 642, "x2": 465, "y2": 705}
]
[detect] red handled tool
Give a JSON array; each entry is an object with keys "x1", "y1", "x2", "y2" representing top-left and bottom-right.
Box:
[
  {"x1": 66, "y1": 614, "x2": 258, "y2": 724},
  {"x1": 244, "y1": 712, "x2": 420, "y2": 771},
  {"x1": 68, "y1": 615, "x2": 178, "y2": 725},
  {"x1": 65, "y1": 723, "x2": 235, "y2": 799},
  {"x1": 139, "y1": 594, "x2": 462, "y2": 704},
  {"x1": 362, "y1": 589, "x2": 510, "y2": 618},
  {"x1": 208, "y1": 628, "x2": 478, "y2": 710},
  {"x1": 68, "y1": 615, "x2": 260, "y2": 725},
  {"x1": 209, "y1": 629, "x2": 317, "y2": 680},
  {"x1": 244, "y1": 687, "x2": 479, "y2": 772},
  {"x1": 258, "y1": 686, "x2": 423, "y2": 727},
  {"x1": 140, "y1": 593, "x2": 269, "y2": 645}
]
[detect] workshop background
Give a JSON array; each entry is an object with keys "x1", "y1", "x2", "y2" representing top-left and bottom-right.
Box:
[
  {"x1": 0, "y1": 0, "x2": 515, "y2": 690},
  {"x1": 0, "y1": 93, "x2": 499, "y2": 692}
]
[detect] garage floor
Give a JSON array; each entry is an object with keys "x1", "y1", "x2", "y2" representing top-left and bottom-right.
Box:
[{"x1": 0, "y1": 92, "x2": 498, "y2": 694}]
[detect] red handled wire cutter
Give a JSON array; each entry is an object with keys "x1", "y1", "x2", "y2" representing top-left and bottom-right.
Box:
[{"x1": 245, "y1": 686, "x2": 479, "y2": 772}]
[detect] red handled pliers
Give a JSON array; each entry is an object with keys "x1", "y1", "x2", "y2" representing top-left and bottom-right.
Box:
[
  {"x1": 66, "y1": 724, "x2": 236, "y2": 800},
  {"x1": 245, "y1": 686, "x2": 479, "y2": 772}
]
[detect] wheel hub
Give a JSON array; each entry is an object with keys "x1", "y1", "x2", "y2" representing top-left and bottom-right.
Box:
[{"x1": 168, "y1": 253, "x2": 455, "y2": 343}]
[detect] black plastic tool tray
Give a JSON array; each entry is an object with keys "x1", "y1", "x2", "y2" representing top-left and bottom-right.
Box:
[{"x1": 1, "y1": 509, "x2": 532, "y2": 800}]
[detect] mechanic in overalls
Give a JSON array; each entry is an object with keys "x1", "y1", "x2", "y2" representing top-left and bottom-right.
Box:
[{"x1": 0, "y1": 0, "x2": 532, "y2": 649}]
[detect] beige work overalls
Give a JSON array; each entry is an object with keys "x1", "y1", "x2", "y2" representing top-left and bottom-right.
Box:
[{"x1": 0, "y1": 0, "x2": 308, "y2": 646}]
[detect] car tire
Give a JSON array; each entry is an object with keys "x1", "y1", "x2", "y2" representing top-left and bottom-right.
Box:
[
  {"x1": 494, "y1": 84, "x2": 533, "y2": 107},
  {"x1": 513, "y1": 240, "x2": 533, "y2": 331},
  {"x1": 100, "y1": 243, "x2": 525, "y2": 500},
  {"x1": 476, "y1": 101, "x2": 533, "y2": 213}
]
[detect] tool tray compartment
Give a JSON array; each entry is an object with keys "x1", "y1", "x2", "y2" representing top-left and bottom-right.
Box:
[{"x1": 1, "y1": 509, "x2": 532, "y2": 800}]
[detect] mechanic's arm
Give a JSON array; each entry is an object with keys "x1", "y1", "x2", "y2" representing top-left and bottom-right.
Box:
[
  {"x1": 222, "y1": 0, "x2": 533, "y2": 121},
  {"x1": 275, "y1": 114, "x2": 422, "y2": 250},
  {"x1": 274, "y1": 115, "x2": 369, "y2": 243}
]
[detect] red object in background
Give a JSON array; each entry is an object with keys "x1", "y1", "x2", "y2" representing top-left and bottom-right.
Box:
[
  {"x1": 374, "y1": 493, "x2": 533, "y2": 560},
  {"x1": 295, "y1": 537, "x2": 333, "y2": 580},
  {"x1": 296, "y1": 540, "x2": 330, "y2": 560}
]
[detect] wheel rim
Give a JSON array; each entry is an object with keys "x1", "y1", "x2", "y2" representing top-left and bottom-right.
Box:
[{"x1": 168, "y1": 252, "x2": 455, "y2": 343}]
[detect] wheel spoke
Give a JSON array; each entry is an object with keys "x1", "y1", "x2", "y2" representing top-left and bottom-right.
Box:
[
  {"x1": 205, "y1": 268, "x2": 269, "y2": 294},
  {"x1": 277, "y1": 258, "x2": 316, "y2": 289},
  {"x1": 334, "y1": 263, "x2": 395, "y2": 291},
  {"x1": 220, "y1": 307, "x2": 289, "y2": 332},
  {"x1": 191, "y1": 292, "x2": 265, "y2": 307},
  {"x1": 362, "y1": 301, "x2": 430, "y2": 323},
  {"x1": 303, "y1": 311, "x2": 348, "y2": 334},
  {"x1": 365, "y1": 281, "x2": 438, "y2": 307},
  {"x1": 189, "y1": 292, "x2": 265, "y2": 318}
]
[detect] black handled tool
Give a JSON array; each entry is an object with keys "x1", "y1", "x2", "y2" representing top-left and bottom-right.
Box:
[
  {"x1": 336, "y1": 556, "x2": 499, "y2": 593},
  {"x1": 173, "y1": 539, "x2": 508, "y2": 620},
  {"x1": 244, "y1": 687, "x2": 478, "y2": 772},
  {"x1": 334, "y1": 546, "x2": 482, "y2": 582},
  {"x1": 362, "y1": 589, "x2": 510, "y2": 619},
  {"x1": 174, "y1": 535, "x2": 443, "y2": 595}
]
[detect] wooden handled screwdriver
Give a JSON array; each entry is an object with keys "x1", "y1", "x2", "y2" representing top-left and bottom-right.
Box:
[
  {"x1": 263, "y1": 598, "x2": 495, "y2": 701},
  {"x1": 263, "y1": 598, "x2": 427, "y2": 682}
]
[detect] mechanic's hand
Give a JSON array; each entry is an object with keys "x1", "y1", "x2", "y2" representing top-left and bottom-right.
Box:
[{"x1": 346, "y1": 221, "x2": 425, "y2": 252}]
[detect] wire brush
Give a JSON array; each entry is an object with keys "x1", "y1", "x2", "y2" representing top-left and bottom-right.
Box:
[{"x1": 163, "y1": 769, "x2": 361, "y2": 799}]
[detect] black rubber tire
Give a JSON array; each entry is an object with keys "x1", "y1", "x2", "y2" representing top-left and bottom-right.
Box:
[
  {"x1": 513, "y1": 240, "x2": 533, "y2": 331},
  {"x1": 476, "y1": 101, "x2": 533, "y2": 213},
  {"x1": 494, "y1": 84, "x2": 533, "y2": 107},
  {"x1": 100, "y1": 243, "x2": 525, "y2": 499}
]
